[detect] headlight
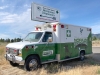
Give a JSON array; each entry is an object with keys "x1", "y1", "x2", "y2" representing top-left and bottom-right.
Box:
[
  {"x1": 6, "y1": 47, "x2": 22, "y2": 56},
  {"x1": 13, "y1": 49, "x2": 19, "y2": 56},
  {"x1": 18, "y1": 49, "x2": 22, "y2": 56}
]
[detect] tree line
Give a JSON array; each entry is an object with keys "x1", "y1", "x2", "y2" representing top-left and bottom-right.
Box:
[
  {"x1": 0, "y1": 38, "x2": 22, "y2": 42},
  {"x1": 0, "y1": 36, "x2": 98, "y2": 42},
  {"x1": 92, "y1": 36, "x2": 98, "y2": 40}
]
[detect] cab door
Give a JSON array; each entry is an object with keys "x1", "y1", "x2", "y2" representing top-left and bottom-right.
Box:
[{"x1": 40, "y1": 32, "x2": 56, "y2": 62}]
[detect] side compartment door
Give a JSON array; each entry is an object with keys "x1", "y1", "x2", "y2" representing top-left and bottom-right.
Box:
[
  {"x1": 40, "y1": 32, "x2": 56, "y2": 62},
  {"x1": 60, "y1": 29, "x2": 74, "y2": 59}
]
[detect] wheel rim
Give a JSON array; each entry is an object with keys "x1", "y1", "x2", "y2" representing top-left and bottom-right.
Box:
[
  {"x1": 80, "y1": 53, "x2": 84, "y2": 60},
  {"x1": 29, "y1": 59, "x2": 38, "y2": 70}
]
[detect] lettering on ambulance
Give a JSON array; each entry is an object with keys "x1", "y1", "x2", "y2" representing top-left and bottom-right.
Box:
[
  {"x1": 42, "y1": 50, "x2": 53, "y2": 56},
  {"x1": 74, "y1": 38, "x2": 87, "y2": 49},
  {"x1": 80, "y1": 28, "x2": 83, "y2": 35}
]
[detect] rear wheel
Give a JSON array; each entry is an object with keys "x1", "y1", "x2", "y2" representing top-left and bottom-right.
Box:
[
  {"x1": 80, "y1": 52, "x2": 85, "y2": 61},
  {"x1": 24, "y1": 56, "x2": 40, "y2": 71},
  {"x1": 9, "y1": 61, "x2": 19, "y2": 67}
]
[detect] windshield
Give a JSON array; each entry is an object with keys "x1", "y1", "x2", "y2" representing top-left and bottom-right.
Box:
[{"x1": 24, "y1": 32, "x2": 43, "y2": 42}]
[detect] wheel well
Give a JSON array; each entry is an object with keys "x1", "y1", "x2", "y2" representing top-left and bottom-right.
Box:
[
  {"x1": 25, "y1": 54, "x2": 41, "y2": 63},
  {"x1": 80, "y1": 50, "x2": 85, "y2": 55}
]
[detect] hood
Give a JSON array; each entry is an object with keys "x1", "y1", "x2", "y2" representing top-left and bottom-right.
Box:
[{"x1": 6, "y1": 41, "x2": 38, "y2": 49}]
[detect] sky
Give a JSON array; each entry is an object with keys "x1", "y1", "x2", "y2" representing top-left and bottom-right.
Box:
[{"x1": 0, "y1": 0, "x2": 100, "y2": 39}]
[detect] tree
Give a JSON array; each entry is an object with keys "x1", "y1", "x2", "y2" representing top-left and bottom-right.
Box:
[
  {"x1": 11, "y1": 39, "x2": 14, "y2": 42},
  {"x1": 5, "y1": 38, "x2": 10, "y2": 42},
  {"x1": 0, "y1": 38, "x2": 1, "y2": 42},
  {"x1": 7, "y1": 38, "x2": 10, "y2": 42},
  {"x1": 16, "y1": 38, "x2": 21, "y2": 42},
  {"x1": 1, "y1": 38, "x2": 4, "y2": 42},
  {"x1": 14, "y1": 38, "x2": 17, "y2": 42},
  {"x1": 92, "y1": 36, "x2": 97, "y2": 40}
]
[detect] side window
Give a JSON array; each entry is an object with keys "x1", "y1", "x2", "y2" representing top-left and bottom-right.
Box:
[{"x1": 42, "y1": 32, "x2": 52, "y2": 42}]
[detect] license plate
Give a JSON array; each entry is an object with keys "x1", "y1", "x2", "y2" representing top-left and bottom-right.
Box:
[{"x1": 10, "y1": 55, "x2": 15, "y2": 63}]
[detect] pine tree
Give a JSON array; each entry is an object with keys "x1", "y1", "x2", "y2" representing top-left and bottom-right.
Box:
[
  {"x1": 11, "y1": 39, "x2": 14, "y2": 42},
  {"x1": 14, "y1": 38, "x2": 17, "y2": 42}
]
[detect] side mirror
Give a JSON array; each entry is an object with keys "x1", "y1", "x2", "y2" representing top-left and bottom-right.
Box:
[{"x1": 47, "y1": 37, "x2": 52, "y2": 42}]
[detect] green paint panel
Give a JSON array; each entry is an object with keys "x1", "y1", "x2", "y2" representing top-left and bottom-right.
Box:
[
  {"x1": 22, "y1": 32, "x2": 92, "y2": 63},
  {"x1": 86, "y1": 32, "x2": 92, "y2": 54},
  {"x1": 55, "y1": 43, "x2": 79, "y2": 60},
  {"x1": 22, "y1": 43, "x2": 56, "y2": 62}
]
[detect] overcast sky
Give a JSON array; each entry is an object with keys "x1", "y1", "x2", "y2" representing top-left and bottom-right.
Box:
[{"x1": 0, "y1": 0, "x2": 100, "y2": 39}]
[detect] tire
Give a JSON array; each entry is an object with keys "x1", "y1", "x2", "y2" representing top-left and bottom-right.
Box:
[
  {"x1": 24, "y1": 56, "x2": 40, "y2": 71},
  {"x1": 9, "y1": 61, "x2": 19, "y2": 67},
  {"x1": 80, "y1": 52, "x2": 85, "y2": 61}
]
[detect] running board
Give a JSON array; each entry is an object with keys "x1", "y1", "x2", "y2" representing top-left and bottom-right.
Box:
[
  {"x1": 41, "y1": 60, "x2": 57, "y2": 64},
  {"x1": 41, "y1": 56, "x2": 80, "y2": 64},
  {"x1": 58, "y1": 56, "x2": 79, "y2": 62}
]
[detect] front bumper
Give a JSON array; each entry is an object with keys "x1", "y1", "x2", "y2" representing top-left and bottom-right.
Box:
[{"x1": 5, "y1": 54, "x2": 25, "y2": 65}]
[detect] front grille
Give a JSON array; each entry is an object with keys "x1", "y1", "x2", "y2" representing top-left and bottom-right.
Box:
[
  {"x1": 9, "y1": 48, "x2": 13, "y2": 54},
  {"x1": 7, "y1": 48, "x2": 19, "y2": 55}
]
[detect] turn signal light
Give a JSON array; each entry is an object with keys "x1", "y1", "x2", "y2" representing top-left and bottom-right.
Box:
[
  {"x1": 53, "y1": 24, "x2": 56, "y2": 31},
  {"x1": 14, "y1": 50, "x2": 17, "y2": 53},
  {"x1": 35, "y1": 27, "x2": 38, "y2": 31},
  {"x1": 53, "y1": 28, "x2": 56, "y2": 31},
  {"x1": 53, "y1": 25, "x2": 56, "y2": 28},
  {"x1": 25, "y1": 46, "x2": 34, "y2": 50}
]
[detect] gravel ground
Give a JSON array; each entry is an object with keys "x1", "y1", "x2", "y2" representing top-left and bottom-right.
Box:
[{"x1": 90, "y1": 47, "x2": 100, "y2": 62}]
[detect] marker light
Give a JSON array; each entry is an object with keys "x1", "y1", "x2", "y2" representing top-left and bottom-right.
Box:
[
  {"x1": 87, "y1": 28, "x2": 91, "y2": 31},
  {"x1": 14, "y1": 49, "x2": 17, "y2": 53},
  {"x1": 53, "y1": 24, "x2": 56, "y2": 31},
  {"x1": 35, "y1": 27, "x2": 38, "y2": 31},
  {"x1": 53, "y1": 25, "x2": 56, "y2": 28},
  {"x1": 61, "y1": 25, "x2": 64, "y2": 28},
  {"x1": 32, "y1": 46, "x2": 34, "y2": 48},
  {"x1": 26, "y1": 46, "x2": 28, "y2": 49}
]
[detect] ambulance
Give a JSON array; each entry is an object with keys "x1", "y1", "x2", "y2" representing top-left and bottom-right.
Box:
[{"x1": 5, "y1": 22, "x2": 92, "y2": 71}]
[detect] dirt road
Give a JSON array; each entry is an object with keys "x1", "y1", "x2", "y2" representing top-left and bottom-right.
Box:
[
  {"x1": 90, "y1": 47, "x2": 100, "y2": 62},
  {"x1": 92, "y1": 47, "x2": 100, "y2": 53}
]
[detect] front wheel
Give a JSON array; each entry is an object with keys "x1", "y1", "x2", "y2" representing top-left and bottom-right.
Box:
[{"x1": 24, "y1": 56, "x2": 40, "y2": 71}]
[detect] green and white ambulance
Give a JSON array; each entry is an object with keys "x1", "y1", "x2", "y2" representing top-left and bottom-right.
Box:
[{"x1": 5, "y1": 22, "x2": 92, "y2": 71}]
